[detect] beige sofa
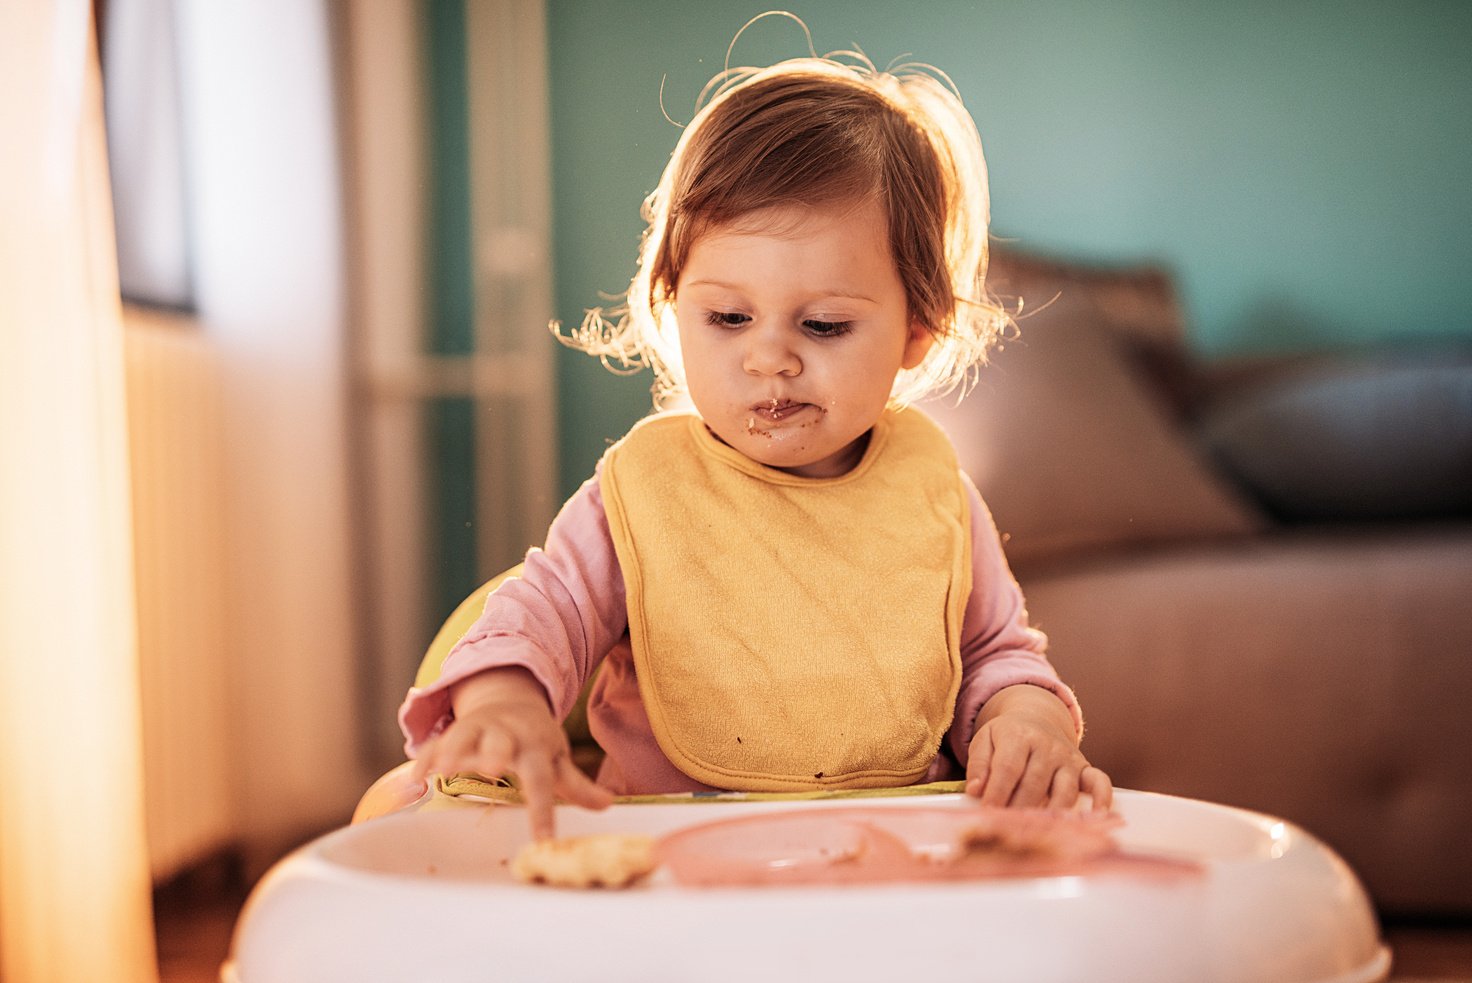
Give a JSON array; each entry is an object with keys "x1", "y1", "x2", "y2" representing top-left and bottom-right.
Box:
[{"x1": 924, "y1": 250, "x2": 1472, "y2": 914}]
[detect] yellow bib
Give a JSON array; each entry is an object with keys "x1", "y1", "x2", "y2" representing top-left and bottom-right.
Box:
[{"x1": 600, "y1": 407, "x2": 971, "y2": 791}]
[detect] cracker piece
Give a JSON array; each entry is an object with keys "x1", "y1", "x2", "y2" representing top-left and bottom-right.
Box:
[{"x1": 510, "y1": 833, "x2": 656, "y2": 889}]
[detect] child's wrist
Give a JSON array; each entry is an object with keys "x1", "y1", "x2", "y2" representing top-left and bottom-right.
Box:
[
  {"x1": 450, "y1": 665, "x2": 551, "y2": 717},
  {"x1": 974, "y1": 683, "x2": 1074, "y2": 738}
]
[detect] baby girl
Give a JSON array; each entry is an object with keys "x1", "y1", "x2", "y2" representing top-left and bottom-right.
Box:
[{"x1": 400, "y1": 51, "x2": 1111, "y2": 839}]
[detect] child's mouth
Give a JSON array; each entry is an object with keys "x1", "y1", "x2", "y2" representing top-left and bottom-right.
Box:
[{"x1": 750, "y1": 398, "x2": 812, "y2": 423}]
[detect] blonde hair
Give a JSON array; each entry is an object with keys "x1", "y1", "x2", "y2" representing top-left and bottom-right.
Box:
[{"x1": 559, "y1": 49, "x2": 1009, "y2": 408}]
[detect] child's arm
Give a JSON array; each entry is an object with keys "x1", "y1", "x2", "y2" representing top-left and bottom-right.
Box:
[
  {"x1": 950, "y1": 474, "x2": 1112, "y2": 810},
  {"x1": 398, "y1": 471, "x2": 626, "y2": 838},
  {"x1": 965, "y1": 683, "x2": 1112, "y2": 811},
  {"x1": 410, "y1": 666, "x2": 613, "y2": 840}
]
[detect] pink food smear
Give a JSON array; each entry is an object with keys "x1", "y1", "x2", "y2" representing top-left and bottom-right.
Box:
[{"x1": 655, "y1": 806, "x2": 1204, "y2": 888}]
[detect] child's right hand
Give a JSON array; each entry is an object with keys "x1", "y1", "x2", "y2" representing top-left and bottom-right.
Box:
[{"x1": 410, "y1": 666, "x2": 613, "y2": 840}]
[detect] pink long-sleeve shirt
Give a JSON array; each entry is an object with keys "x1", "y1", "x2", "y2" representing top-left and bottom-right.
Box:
[{"x1": 398, "y1": 467, "x2": 1081, "y2": 796}]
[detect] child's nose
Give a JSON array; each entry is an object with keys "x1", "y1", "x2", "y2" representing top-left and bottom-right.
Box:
[{"x1": 742, "y1": 321, "x2": 801, "y2": 377}]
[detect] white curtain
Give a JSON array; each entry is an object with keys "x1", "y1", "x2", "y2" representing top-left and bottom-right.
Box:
[
  {"x1": 0, "y1": 3, "x2": 159, "y2": 981},
  {"x1": 172, "y1": 0, "x2": 366, "y2": 855}
]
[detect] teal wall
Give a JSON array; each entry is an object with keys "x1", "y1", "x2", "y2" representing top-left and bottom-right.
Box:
[
  {"x1": 547, "y1": 1, "x2": 1472, "y2": 497},
  {"x1": 425, "y1": 0, "x2": 480, "y2": 622}
]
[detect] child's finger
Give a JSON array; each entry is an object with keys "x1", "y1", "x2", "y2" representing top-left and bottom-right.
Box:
[
  {"x1": 964, "y1": 729, "x2": 993, "y2": 797},
  {"x1": 977, "y1": 744, "x2": 1027, "y2": 808},
  {"x1": 1080, "y1": 767, "x2": 1114, "y2": 812},
  {"x1": 416, "y1": 723, "x2": 477, "y2": 782},
  {"x1": 554, "y1": 756, "x2": 614, "y2": 811},
  {"x1": 1047, "y1": 766, "x2": 1082, "y2": 811},
  {"x1": 1008, "y1": 754, "x2": 1055, "y2": 808},
  {"x1": 471, "y1": 728, "x2": 516, "y2": 782},
  {"x1": 409, "y1": 737, "x2": 438, "y2": 783},
  {"x1": 515, "y1": 752, "x2": 558, "y2": 841}
]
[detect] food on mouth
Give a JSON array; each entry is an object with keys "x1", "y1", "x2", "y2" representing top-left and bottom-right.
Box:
[
  {"x1": 752, "y1": 399, "x2": 803, "y2": 422},
  {"x1": 748, "y1": 398, "x2": 826, "y2": 424}
]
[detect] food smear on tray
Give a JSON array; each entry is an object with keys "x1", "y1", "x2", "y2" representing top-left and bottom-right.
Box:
[{"x1": 655, "y1": 807, "x2": 1204, "y2": 888}]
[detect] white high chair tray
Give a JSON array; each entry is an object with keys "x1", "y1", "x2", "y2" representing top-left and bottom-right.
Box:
[{"x1": 224, "y1": 789, "x2": 1389, "y2": 983}]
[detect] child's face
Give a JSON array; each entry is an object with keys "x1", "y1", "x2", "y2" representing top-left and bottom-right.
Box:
[{"x1": 674, "y1": 198, "x2": 932, "y2": 478}]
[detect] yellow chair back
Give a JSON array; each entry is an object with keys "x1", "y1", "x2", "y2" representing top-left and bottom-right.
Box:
[{"x1": 416, "y1": 564, "x2": 596, "y2": 754}]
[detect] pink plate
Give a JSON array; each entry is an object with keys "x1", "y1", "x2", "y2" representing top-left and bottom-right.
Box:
[{"x1": 655, "y1": 805, "x2": 1197, "y2": 888}]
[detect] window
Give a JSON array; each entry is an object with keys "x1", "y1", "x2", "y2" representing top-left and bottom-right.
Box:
[{"x1": 97, "y1": 0, "x2": 193, "y2": 309}]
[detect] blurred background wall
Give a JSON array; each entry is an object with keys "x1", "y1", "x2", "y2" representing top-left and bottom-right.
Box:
[{"x1": 544, "y1": 0, "x2": 1472, "y2": 499}]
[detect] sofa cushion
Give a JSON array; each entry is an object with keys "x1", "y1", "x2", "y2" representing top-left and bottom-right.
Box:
[
  {"x1": 924, "y1": 293, "x2": 1267, "y2": 567},
  {"x1": 1018, "y1": 522, "x2": 1472, "y2": 912},
  {"x1": 1198, "y1": 358, "x2": 1472, "y2": 520},
  {"x1": 986, "y1": 247, "x2": 1184, "y2": 350},
  {"x1": 986, "y1": 247, "x2": 1199, "y2": 415}
]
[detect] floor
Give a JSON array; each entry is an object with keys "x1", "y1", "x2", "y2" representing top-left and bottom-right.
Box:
[
  {"x1": 155, "y1": 855, "x2": 250, "y2": 983},
  {"x1": 156, "y1": 858, "x2": 1472, "y2": 983},
  {"x1": 1383, "y1": 922, "x2": 1472, "y2": 983}
]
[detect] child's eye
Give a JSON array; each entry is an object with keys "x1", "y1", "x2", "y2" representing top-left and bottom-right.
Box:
[
  {"x1": 803, "y1": 319, "x2": 853, "y2": 337},
  {"x1": 704, "y1": 311, "x2": 750, "y2": 328}
]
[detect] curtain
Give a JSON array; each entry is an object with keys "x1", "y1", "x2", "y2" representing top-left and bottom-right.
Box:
[
  {"x1": 171, "y1": 0, "x2": 365, "y2": 855},
  {"x1": 0, "y1": 2, "x2": 160, "y2": 981}
]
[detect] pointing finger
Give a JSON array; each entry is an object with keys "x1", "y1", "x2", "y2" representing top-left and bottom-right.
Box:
[{"x1": 516, "y1": 752, "x2": 558, "y2": 841}]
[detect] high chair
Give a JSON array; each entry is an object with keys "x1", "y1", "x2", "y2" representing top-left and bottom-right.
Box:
[{"x1": 225, "y1": 566, "x2": 1392, "y2": 983}]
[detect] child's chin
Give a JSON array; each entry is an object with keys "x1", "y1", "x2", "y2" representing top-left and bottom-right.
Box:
[{"x1": 708, "y1": 419, "x2": 852, "y2": 477}]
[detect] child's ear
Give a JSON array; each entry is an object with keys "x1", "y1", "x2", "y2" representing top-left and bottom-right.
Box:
[{"x1": 900, "y1": 319, "x2": 934, "y2": 370}]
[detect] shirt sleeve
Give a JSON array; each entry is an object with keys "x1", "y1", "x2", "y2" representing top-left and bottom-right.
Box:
[
  {"x1": 946, "y1": 472, "x2": 1083, "y2": 765},
  {"x1": 396, "y1": 469, "x2": 628, "y2": 757}
]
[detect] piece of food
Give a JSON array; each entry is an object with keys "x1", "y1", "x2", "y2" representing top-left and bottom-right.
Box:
[
  {"x1": 510, "y1": 833, "x2": 656, "y2": 889},
  {"x1": 950, "y1": 808, "x2": 1123, "y2": 864}
]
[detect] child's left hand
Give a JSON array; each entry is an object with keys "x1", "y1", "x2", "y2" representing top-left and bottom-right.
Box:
[{"x1": 965, "y1": 684, "x2": 1113, "y2": 812}]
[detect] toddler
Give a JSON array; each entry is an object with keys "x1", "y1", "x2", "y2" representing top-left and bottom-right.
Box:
[{"x1": 400, "y1": 52, "x2": 1111, "y2": 840}]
